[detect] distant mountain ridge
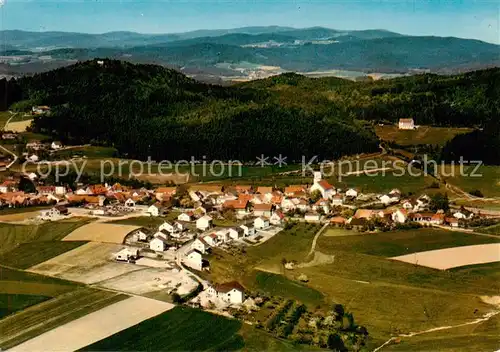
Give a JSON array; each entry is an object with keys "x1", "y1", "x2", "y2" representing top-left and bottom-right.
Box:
[{"x1": 1, "y1": 26, "x2": 499, "y2": 78}]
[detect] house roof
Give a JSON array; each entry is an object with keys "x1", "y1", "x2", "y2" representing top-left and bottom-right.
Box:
[
  {"x1": 238, "y1": 194, "x2": 254, "y2": 202},
  {"x1": 253, "y1": 203, "x2": 272, "y2": 211},
  {"x1": 155, "y1": 187, "x2": 176, "y2": 195},
  {"x1": 432, "y1": 213, "x2": 445, "y2": 220},
  {"x1": 445, "y1": 217, "x2": 459, "y2": 223},
  {"x1": 399, "y1": 118, "x2": 414, "y2": 123},
  {"x1": 285, "y1": 185, "x2": 306, "y2": 193},
  {"x1": 194, "y1": 237, "x2": 209, "y2": 247},
  {"x1": 354, "y1": 209, "x2": 373, "y2": 219},
  {"x1": 234, "y1": 185, "x2": 252, "y2": 192},
  {"x1": 198, "y1": 215, "x2": 213, "y2": 221},
  {"x1": 223, "y1": 199, "x2": 248, "y2": 210},
  {"x1": 316, "y1": 180, "x2": 333, "y2": 191},
  {"x1": 186, "y1": 249, "x2": 203, "y2": 256},
  {"x1": 331, "y1": 216, "x2": 346, "y2": 224},
  {"x1": 214, "y1": 281, "x2": 245, "y2": 293},
  {"x1": 257, "y1": 187, "x2": 273, "y2": 194},
  {"x1": 189, "y1": 184, "x2": 223, "y2": 193}
]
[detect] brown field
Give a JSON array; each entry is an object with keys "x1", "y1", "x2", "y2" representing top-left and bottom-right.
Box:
[
  {"x1": 11, "y1": 296, "x2": 174, "y2": 352},
  {"x1": 62, "y1": 223, "x2": 140, "y2": 244},
  {"x1": 5, "y1": 119, "x2": 33, "y2": 132},
  {"x1": 28, "y1": 242, "x2": 143, "y2": 284},
  {"x1": 0, "y1": 281, "x2": 75, "y2": 296},
  {"x1": 392, "y1": 243, "x2": 500, "y2": 270}
]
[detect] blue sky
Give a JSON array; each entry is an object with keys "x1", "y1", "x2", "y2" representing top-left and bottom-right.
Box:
[{"x1": 1, "y1": 0, "x2": 499, "y2": 44}]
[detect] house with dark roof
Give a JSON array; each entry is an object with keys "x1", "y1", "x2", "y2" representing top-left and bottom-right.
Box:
[{"x1": 207, "y1": 281, "x2": 245, "y2": 304}]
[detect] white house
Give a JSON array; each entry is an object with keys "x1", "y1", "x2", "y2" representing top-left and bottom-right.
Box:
[
  {"x1": 345, "y1": 188, "x2": 358, "y2": 198},
  {"x1": 191, "y1": 238, "x2": 209, "y2": 254},
  {"x1": 125, "y1": 198, "x2": 136, "y2": 208},
  {"x1": 379, "y1": 194, "x2": 398, "y2": 205},
  {"x1": 115, "y1": 248, "x2": 139, "y2": 262},
  {"x1": 203, "y1": 233, "x2": 219, "y2": 247},
  {"x1": 55, "y1": 186, "x2": 66, "y2": 196},
  {"x1": 229, "y1": 227, "x2": 244, "y2": 240},
  {"x1": 391, "y1": 209, "x2": 408, "y2": 224},
  {"x1": 178, "y1": 212, "x2": 195, "y2": 222},
  {"x1": 310, "y1": 172, "x2": 335, "y2": 199},
  {"x1": 253, "y1": 203, "x2": 273, "y2": 217},
  {"x1": 207, "y1": 281, "x2": 245, "y2": 305},
  {"x1": 184, "y1": 249, "x2": 205, "y2": 271},
  {"x1": 159, "y1": 221, "x2": 176, "y2": 234},
  {"x1": 150, "y1": 237, "x2": 169, "y2": 252},
  {"x1": 240, "y1": 224, "x2": 255, "y2": 236},
  {"x1": 281, "y1": 198, "x2": 296, "y2": 212},
  {"x1": 331, "y1": 194, "x2": 343, "y2": 206},
  {"x1": 453, "y1": 211, "x2": 467, "y2": 219},
  {"x1": 136, "y1": 229, "x2": 151, "y2": 242},
  {"x1": 215, "y1": 229, "x2": 231, "y2": 243},
  {"x1": 28, "y1": 154, "x2": 39, "y2": 163},
  {"x1": 196, "y1": 215, "x2": 213, "y2": 231},
  {"x1": 51, "y1": 141, "x2": 63, "y2": 150},
  {"x1": 270, "y1": 211, "x2": 285, "y2": 225},
  {"x1": 398, "y1": 118, "x2": 415, "y2": 130},
  {"x1": 304, "y1": 213, "x2": 321, "y2": 222},
  {"x1": 254, "y1": 217, "x2": 270, "y2": 229},
  {"x1": 27, "y1": 172, "x2": 38, "y2": 181},
  {"x1": 147, "y1": 204, "x2": 163, "y2": 217},
  {"x1": 296, "y1": 199, "x2": 309, "y2": 212}
]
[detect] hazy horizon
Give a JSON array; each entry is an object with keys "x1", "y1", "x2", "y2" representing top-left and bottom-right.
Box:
[{"x1": 0, "y1": 0, "x2": 499, "y2": 44}]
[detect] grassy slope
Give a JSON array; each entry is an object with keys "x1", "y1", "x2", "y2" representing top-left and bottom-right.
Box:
[
  {"x1": 0, "y1": 241, "x2": 87, "y2": 269},
  {"x1": 0, "y1": 220, "x2": 91, "y2": 255},
  {"x1": 210, "y1": 224, "x2": 500, "y2": 349},
  {"x1": 80, "y1": 306, "x2": 244, "y2": 351},
  {"x1": 440, "y1": 165, "x2": 500, "y2": 198},
  {"x1": 375, "y1": 125, "x2": 472, "y2": 146}
]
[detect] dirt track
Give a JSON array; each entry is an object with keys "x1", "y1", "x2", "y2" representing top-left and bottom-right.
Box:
[{"x1": 11, "y1": 296, "x2": 174, "y2": 352}]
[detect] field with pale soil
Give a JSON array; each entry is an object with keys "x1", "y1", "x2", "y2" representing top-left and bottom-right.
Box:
[
  {"x1": 391, "y1": 243, "x2": 500, "y2": 270},
  {"x1": 11, "y1": 296, "x2": 174, "y2": 352},
  {"x1": 62, "y1": 222, "x2": 140, "y2": 243}
]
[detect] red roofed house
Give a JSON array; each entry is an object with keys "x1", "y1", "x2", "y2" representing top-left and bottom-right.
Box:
[
  {"x1": 0, "y1": 180, "x2": 18, "y2": 193},
  {"x1": 223, "y1": 199, "x2": 250, "y2": 217},
  {"x1": 253, "y1": 203, "x2": 273, "y2": 217},
  {"x1": 399, "y1": 118, "x2": 415, "y2": 130}
]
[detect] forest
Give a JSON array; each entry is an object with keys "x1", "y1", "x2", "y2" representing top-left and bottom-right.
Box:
[{"x1": 3, "y1": 60, "x2": 500, "y2": 163}]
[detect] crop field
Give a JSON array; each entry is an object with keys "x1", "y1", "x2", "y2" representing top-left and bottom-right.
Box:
[
  {"x1": 109, "y1": 212, "x2": 180, "y2": 227},
  {"x1": 0, "y1": 220, "x2": 90, "y2": 255},
  {"x1": 0, "y1": 293, "x2": 50, "y2": 319},
  {"x1": 52, "y1": 146, "x2": 118, "y2": 159},
  {"x1": 29, "y1": 242, "x2": 143, "y2": 284},
  {"x1": 317, "y1": 228, "x2": 500, "y2": 258},
  {"x1": 392, "y1": 243, "x2": 500, "y2": 270},
  {"x1": 0, "y1": 288, "x2": 127, "y2": 350},
  {"x1": 0, "y1": 241, "x2": 87, "y2": 269},
  {"x1": 5, "y1": 118, "x2": 33, "y2": 132},
  {"x1": 375, "y1": 125, "x2": 472, "y2": 146},
  {"x1": 80, "y1": 306, "x2": 243, "y2": 351},
  {"x1": 62, "y1": 222, "x2": 140, "y2": 243},
  {"x1": 12, "y1": 296, "x2": 173, "y2": 352}
]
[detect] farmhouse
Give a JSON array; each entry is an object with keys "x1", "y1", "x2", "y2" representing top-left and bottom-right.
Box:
[
  {"x1": 229, "y1": 227, "x2": 244, "y2": 240},
  {"x1": 345, "y1": 188, "x2": 358, "y2": 198},
  {"x1": 398, "y1": 118, "x2": 415, "y2": 130},
  {"x1": 150, "y1": 237, "x2": 170, "y2": 252},
  {"x1": 207, "y1": 281, "x2": 245, "y2": 305},
  {"x1": 240, "y1": 223, "x2": 256, "y2": 236},
  {"x1": 196, "y1": 215, "x2": 213, "y2": 231},
  {"x1": 178, "y1": 212, "x2": 195, "y2": 222},
  {"x1": 431, "y1": 213, "x2": 445, "y2": 225},
  {"x1": 124, "y1": 198, "x2": 136, "y2": 208},
  {"x1": 330, "y1": 194, "x2": 343, "y2": 206},
  {"x1": 184, "y1": 249, "x2": 208, "y2": 271},
  {"x1": 253, "y1": 203, "x2": 273, "y2": 217},
  {"x1": 147, "y1": 203, "x2": 165, "y2": 217},
  {"x1": 223, "y1": 199, "x2": 250, "y2": 216},
  {"x1": 159, "y1": 221, "x2": 177, "y2": 234},
  {"x1": 254, "y1": 217, "x2": 270, "y2": 229},
  {"x1": 191, "y1": 237, "x2": 209, "y2": 254},
  {"x1": 284, "y1": 185, "x2": 306, "y2": 196},
  {"x1": 391, "y1": 209, "x2": 408, "y2": 224},
  {"x1": 353, "y1": 209, "x2": 374, "y2": 219},
  {"x1": 331, "y1": 216, "x2": 346, "y2": 226},
  {"x1": 270, "y1": 211, "x2": 285, "y2": 225},
  {"x1": 203, "y1": 233, "x2": 219, "y2": 247},
  {"x1": 445, "y1": 217, "x2": 459, "y2": 227},
  {"x1": 115, "y1": 248, "x2": 139, "y2": 262},
  {"x1": 304, "y1": 213, "x2": 321, "y2": 222}
]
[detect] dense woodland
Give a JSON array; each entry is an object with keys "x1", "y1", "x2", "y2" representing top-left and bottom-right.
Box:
[{"x1": 3, "y1": 60, "x2": 500, "y2": 163}]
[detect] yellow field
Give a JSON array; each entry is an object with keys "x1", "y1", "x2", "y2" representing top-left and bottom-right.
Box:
[
  {"x1": 62, "y1": 223, "x2": 140, "y2": 243},
  {"x1": 5, "y1": 119, "x2": 33, "y2": 132},
  {"x1": 375, "y1": 125, "x2": 472, "y2": 146}
]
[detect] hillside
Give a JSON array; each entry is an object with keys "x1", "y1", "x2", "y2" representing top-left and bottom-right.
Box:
[{"x1": 13, "y1": 60, "x2": 379, "y2": 161}]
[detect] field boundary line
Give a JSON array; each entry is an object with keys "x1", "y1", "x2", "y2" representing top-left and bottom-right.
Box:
[{"x1": 307, "y1": 223, "x2": 329, "y2": 258}]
